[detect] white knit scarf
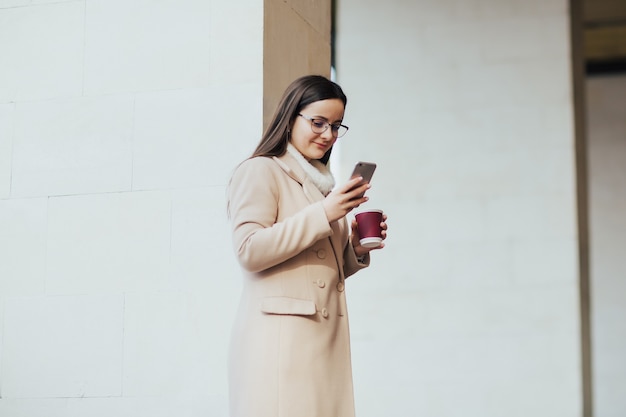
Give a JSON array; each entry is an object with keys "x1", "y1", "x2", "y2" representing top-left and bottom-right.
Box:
[{"x1": 286, "y1": 143, "x2": 336, "y2": 196}]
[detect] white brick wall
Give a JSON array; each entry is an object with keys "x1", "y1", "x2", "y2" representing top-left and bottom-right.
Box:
[
  {"x1": 3, "y1": 295, "x2": 124, "y2": 398},
  {"x1": 11, "y1": 95, "x2": 134, "y2": 197},
  {"x1": 82, "y1": 0, "x2": 212, "y2": 95},
  {"x1": 0, "y1": 103, "x2": 13, "y2": 199},
  {"x1": 336, "y1": 1, "x2": 584, "y2": 416},
  {"x1": 0, "y1": 0, "x2": 260, "y2": 415},
  {"x1": 0, "y1": 2, "x2": 84, "y2": 102},
  {"x1": 45, "y1": 192, "x2": 172, "y2": 295},
  {"x1": 0, "y1": 198, "x2": 47, "y2": 296},
  {"x1": 131, "y1": 85, "x2": 259, "y2": 190}
]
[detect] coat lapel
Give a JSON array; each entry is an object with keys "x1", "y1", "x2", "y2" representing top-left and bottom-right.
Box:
[
  {"x1": 273, "y1": 153, "x2": 346, "y2": 280},
  {"x1": 274, "y1": 153, "x2": 347, "y2": 281},
  {"x1": 273, "y1": 154, "x2": 325, "y2": 203}
]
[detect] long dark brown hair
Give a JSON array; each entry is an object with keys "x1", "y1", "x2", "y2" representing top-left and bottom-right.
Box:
[{"x1": 252, "y1": 75, "x2": 347, "y2": 165}]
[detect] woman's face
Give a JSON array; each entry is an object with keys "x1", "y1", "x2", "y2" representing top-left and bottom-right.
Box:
[{"x1": 290, "y1": 98, "x2": 345, "y2": 161}]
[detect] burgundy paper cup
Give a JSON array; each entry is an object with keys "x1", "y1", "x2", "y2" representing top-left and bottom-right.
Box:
[{"x1": 354, "y1": 209, "x2": 384, "y2": 248}]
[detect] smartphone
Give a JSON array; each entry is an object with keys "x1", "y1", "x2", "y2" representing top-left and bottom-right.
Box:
[{"x1": 349, "y1": 161, "x2": 376, "y2": 198}]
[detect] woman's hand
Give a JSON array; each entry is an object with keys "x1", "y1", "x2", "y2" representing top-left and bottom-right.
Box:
[
  {"x1": 323, "y1": 177, "x2": 370, "y2": 223},
  {"x1": 351, "y1": 213, "x2": 388, "y2": 257}
]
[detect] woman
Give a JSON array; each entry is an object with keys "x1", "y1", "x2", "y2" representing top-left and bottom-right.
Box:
[{"x1": 227, "y1": 75, "x2": 387, "y2": 417}]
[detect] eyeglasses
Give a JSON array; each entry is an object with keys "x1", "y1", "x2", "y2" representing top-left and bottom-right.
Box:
[{"x1": 298, "y1": 114, "x2": 349, "y2": 138}]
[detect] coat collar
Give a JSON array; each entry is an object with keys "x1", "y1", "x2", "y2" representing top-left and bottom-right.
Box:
[{"x1": 273, "y1": 153, "x2": 325, "y2": 203}]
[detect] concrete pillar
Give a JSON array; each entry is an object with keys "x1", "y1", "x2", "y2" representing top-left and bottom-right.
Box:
[{"x1": 263, "y1": 0, "x2": 332, "y2": 127}]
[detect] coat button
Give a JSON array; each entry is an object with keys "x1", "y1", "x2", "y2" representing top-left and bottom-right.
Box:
[
  {"x1": 336, "y1": 282, "x2": 345, "y2": 292},
  {"x1": 316, "y1": 279, "x2": 326, "y2": 288},
  {"x1": 316, "y1": 249, "x2": 326, "y2": 259},
  {"x1": 321, "y1": 308, "x2": 329, "y2": 318}
]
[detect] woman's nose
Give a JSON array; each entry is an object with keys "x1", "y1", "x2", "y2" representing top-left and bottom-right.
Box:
[{"x1": 321, "y1": 127, "x2": 335, "y2": 140}]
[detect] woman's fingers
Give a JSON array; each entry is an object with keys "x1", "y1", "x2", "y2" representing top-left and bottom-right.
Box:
[
  {"x1": 380, "y1": 215, "x2": 388, "y2": 240},
  {"x1": 343, "y1": 176, "x2": 364, "y2": 191},
  {"x1": 346, "y1": 184, "x2": 370, "y2": 201},
  {"x1": 340, "y1": 177, "x2": 370, "y2": 198}
]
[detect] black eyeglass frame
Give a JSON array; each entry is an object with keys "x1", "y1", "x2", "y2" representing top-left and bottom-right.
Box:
[{"x1": 298, "y1": 113, "x2": 349, "y2": 138}]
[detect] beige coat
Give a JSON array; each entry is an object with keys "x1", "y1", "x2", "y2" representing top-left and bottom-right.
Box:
[{"x1": 228, "y1": 152, "x2": 369, "y2": 417}]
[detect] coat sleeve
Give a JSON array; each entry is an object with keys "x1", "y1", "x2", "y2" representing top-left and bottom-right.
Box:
[
  {"x1": 228, "y1": 157, "x2": 334, "y2": 273},
  {"x1": 342, "y1": 232, "x2": 370, "y2": 279}
]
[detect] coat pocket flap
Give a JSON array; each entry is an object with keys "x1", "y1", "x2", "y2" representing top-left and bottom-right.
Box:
[{"x1": 260, "y1": 297, "x2": 317, "y2": 316}]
